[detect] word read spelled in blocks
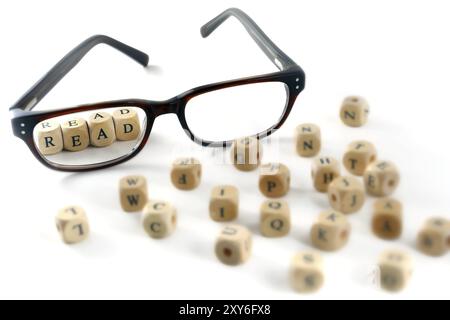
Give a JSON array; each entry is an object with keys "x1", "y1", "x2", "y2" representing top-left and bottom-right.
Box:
[
  {"x1": 119, "y1": 175, "x2": 148, "y2": 212},
  {"x1": 289, "y1": 252, "x2": 324, "y2": 293},
  {"x1": 258, "y1": 163, "x2": 290, "y2": 198},
  {"x1": 112, "y1": 108, "x2": 141, "y2": 141},
  {"x1": 343, "y1": 140, "x2": 377, "y2": 176},
  {"x1": 56, "y1": 206, "x2": 90, "y2": 244},
  {"x1": 417, "y1": 217, "x2": 450, "y2": 257},
  {"x1": 260, "y1": 200, "x2": 291, "y2": 237},
  {"x1": 328, "y1": 176, "x2": 365, "y2": 214},
  {"x1": 36, "y1": 120, "x2": 63, "y2": 155},
  {"x1": 340, "y1": 96, "x2": 369, "y2": 127},
  {"x1": 378, "y1": 249, "x2": 413, "y2": 292},
  {"x1": 215, "y1": 225, "x2": 252, "y2": 266},
  {"x1": 364, "y1": 160, "x2": 400, "y2": 197},
  {"x1": 209, "y1": 185, "x2": 239, "y2": 222},
  {"x1": 230, "y1": 137, "x2": 262, "y2": 171},
  {"x1": 142, "y1": 201, "x2": 177, "y2": 239},
  {"x1": 88, "y1": 111, "x2": 116, "y2": 147},
  {"x1": 171, "y1": 158, "x2": 202, "y2": 190},
  {"x1": 61, "y1": 118, "x2": 90, "y2": 152},
  {"x1": 372, "y1": 198, "x2": 403, "y2": 240},
  {"x1": 311, "y1": 157, "x2": 340, "y2": 192},
  {"x1": 295, "y1": 123, "x2": 321, "y2": 157},
  {"x1": 311, "y1": 210, "x2": 351, "y2": 252}
]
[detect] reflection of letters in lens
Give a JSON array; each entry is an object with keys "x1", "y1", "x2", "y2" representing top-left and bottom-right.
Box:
[{"x1": 34, "y1": 108, "x2": 143, "y2": 166}]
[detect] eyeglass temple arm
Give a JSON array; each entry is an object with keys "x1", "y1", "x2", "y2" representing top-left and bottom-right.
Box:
[
  {"x1": 10, "y1": 35, "x2": 149, "y2": 112},
  {"x1": 201, "y1": 8, "x2": 298, "y2": 71}
]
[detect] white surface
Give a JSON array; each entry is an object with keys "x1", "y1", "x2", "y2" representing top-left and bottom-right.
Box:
[{"x1": 1, "y1": 0, "x2": 450, "y2": 300}]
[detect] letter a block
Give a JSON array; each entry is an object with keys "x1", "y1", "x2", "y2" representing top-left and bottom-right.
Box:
[
  {"x1": 119, "y1": 175, "x2": 148, "y2": 212},
  {"x1": 88, "y1": 111, "x2": 116, "y2": 147}
]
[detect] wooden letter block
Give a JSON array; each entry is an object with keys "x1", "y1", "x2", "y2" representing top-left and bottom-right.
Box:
[
  {"x1": 310, "y1": 210, "x2": 351, "y2": 251},
  {"x1": 170, "y1": 158, "x2": 202, "y2": 190},
  {"x1": 311, "y1": 157, "x2": 341, "y2": 192},
  {"x1": 119, "y1": 175, "x2": 148, "y2": 212},
  {"x1": 340, "y1": 96, "x2": 369, "y2": 127},
  {"x1": 289, "y1": 252, "x2": 324, "y2": 293},
  {"x1": 372, "y1": 198, "x2": 403, "y2": 240},
  {"x1": 88, "y1": 111, "x2": 116, "y2": 147},
  {"x1": 61, "y1": 118, "x2": 90, "y2": 152},
  {"x1": 142, "y1": 201, "x2": 177, "y2": 239},
  {"x1": 112, "y1": 108, "x2": 141, "y2": 141},
  {"x1": 417, "y1": 217, "x2": 450, "y2": 257},
  {"x1": 209, "y1": 185, "x2": 239, "y2": 222},
  {"x1": 343, "y1": 140, "x2": 377, "y2": 176},
  {"x1": 260, "y1": 200, "x2": 291, "y2": 237},
  {"x1": 230, "y1": 137, "x2": 262, "y2": 171},
  {"x1": 378, "y1": 250, "x2": 413, "y2": 292},
  {"x1": 56, "y1": 206, "x2": 90, "y2": 244},
  {"x1": 295, "y1": 123, "x2": 321, "y2": 157},
  {"x1": 215, "y1": 225, "x2": 252, "y2": 266},
  {"x1": 36, "y1": 120, "x2": 63, "y2": 155},
  {"x1": 259, "y1": 163, "x2": 290, "y2": 198},
  {"x1": 364, "y1": 160, "x2": 400, "y2": 197},
  {"x1": 327, "y1": 176, "x2": 365, "y2": 214}
]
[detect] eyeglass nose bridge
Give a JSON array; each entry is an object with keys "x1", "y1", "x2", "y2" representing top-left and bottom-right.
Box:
[{"x1": 149, "y1": 98, "x2": 180, "y2": 117}]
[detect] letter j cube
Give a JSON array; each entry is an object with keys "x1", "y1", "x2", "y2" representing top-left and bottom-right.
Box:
[{"x1": 119, "y1": 175, "x2": 148, "y2": 212}]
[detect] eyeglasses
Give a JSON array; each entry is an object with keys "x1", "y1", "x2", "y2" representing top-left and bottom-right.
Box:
[{"x1": 10, "y1": 8, "x2": 305, "y2": 172}]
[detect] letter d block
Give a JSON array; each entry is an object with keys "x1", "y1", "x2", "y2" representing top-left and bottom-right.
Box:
[
  {"x1": 112, "y1": 108, "x2": 141, "y2": 141},
  {"x1": 61, "y1": 118, "x2": 90, "y2": 152},
  {"x1": 119, "y1": 175, "x2": 148, "y2": 212},
  {"x1": 56, "y1": 206, "x2": 90, "y2": 244},
  {"x1": 142, "y1": 201, "x2": 177, "y2": 239},
  {"x1": 88, "y1": 111, "x2": 116, "y2": 147},
  {"x1": 36, "y1": 120, "x2": 63, "y2": 155}
]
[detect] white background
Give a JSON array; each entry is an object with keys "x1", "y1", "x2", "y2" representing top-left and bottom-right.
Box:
[{"x1": 0, "y1": 0, "x2": 449, "y2": 300}]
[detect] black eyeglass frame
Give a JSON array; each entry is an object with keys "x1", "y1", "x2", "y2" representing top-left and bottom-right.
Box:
[{"x1": 10, "y1": 8, "x2": 305, "y2": 172}]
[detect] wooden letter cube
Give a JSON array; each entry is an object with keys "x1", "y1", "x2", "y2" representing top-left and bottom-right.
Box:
[
  {"x1": 311, "y1": 157, "x2": 341, "y2": 192},
  {"x1": 328, "y1": 176, "x2": 365, "y2": 214},
  {"x1": 378, "y1": 250, "x2": 413, "y2": 292},
  {"x1": 295, "y1": 123, "x2": 321, "y2": 157},
  {"x1": 340, "y1": 96, "x2": 369, "y2": 127},
  {"x1": 289, "y1": 252, "x2": 324, "y2": 293},
  {"x1": 170, "y1": 157, "x2": 202, "y2": 190},
  {"x1": 142, "y1": 201, "x2": 177, "y2": 239},
  {"x1": 343, "y1": 140, "x2": 377, "y2": 176},
  {"x1": 230, "y1": 137, "x2": 262, "y2": 171},
  {"x1": 56, "y1": 206, "x2": 90, "y2": 244},
  {"x1": 260, "y1": 200, "x2": 291, "y2": 237},
  {"x1": 364, "y1": 160, "x2": 400, "y2": 197},
  {"x1": 36, "y1": 120, "x2": 63, "y2": 155},
  {"x1": 310, "y1": 210, "x2": 351, "y2": 251},
  {"x1": 119, "y1": 175, "x2": 148, "y2": 212},
  {"x1": 417, "y1": 217, "x2": 450, "y2": 257},
  {"x1": 61, "y1": 118, "x2": 90, "y2": 152},
  {"x1": 215, "y1": 225, "x2": 252, "y2": 266},
  {"x1": 112, "y1": 108, "x2": 141, "y2": 141},
  {"x1": 372, "y1": 198, "x2": 403, "y2": 240},
  {"x1": 259, "y1": 163, "x2": 290, "y2": 198},
  {"x1": 88, "y1": 111, "x2": 116, "y2": 147},
  {"x1": 209, "y1": 185, "x2": 239, "y2": 222}
]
